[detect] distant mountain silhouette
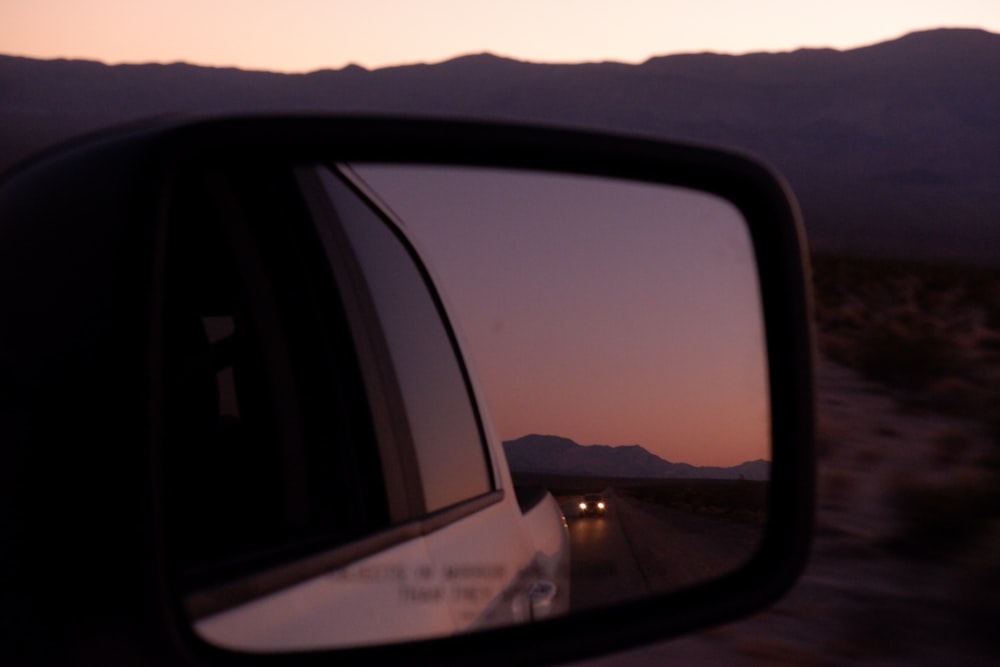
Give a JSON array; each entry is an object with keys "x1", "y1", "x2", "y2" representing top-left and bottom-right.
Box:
[
  {"x1": 502, "y1": 434, "x2": 770, "y2": 481},
  {"x1": 2, "y1": 28, "x2": 999, "y2": 261}
]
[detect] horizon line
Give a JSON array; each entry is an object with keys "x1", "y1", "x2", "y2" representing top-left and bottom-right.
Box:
[{"x1": 3, "y1": 26, "x2": 992, "y2": 76}]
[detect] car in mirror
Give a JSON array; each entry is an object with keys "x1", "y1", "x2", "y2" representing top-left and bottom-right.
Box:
[
  {"x1": 0, "y1": 116, "x2": 814, "y2": 666},
  {"x1": 578, "y1": 494, "x2": 607, "y2": 518}
]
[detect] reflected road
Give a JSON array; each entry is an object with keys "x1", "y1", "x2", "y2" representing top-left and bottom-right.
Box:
[{"x1": 561, "y1": 489, "x2": 761, "y2": 611}]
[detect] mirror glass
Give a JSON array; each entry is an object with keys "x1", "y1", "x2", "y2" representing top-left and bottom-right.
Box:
[
  {"x1": 179, "y1": 163, "x2": 769, "y2": 652},
  {"x1": 351, "y1": 164, "x2": 770, "y2": 601}
]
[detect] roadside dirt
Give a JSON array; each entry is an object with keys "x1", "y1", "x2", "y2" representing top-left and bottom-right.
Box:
[{"x1": 582, "y1": 356, "x2": 1000, "y2": 666}]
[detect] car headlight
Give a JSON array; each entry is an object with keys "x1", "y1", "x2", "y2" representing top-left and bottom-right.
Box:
[
  {"x1": 597, "y1": 502, "x2": 605, "y2": 509},
  {"x1": 579, "y1": 502, "x2": 587, "y2": 510}
]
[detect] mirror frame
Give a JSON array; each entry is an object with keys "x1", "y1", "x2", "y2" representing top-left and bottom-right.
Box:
[
  {"x1": 157, "y1": 116, "x2": 815, "y2": 666},
  {"x1": 1, "y1": 115, "x2": 814, "y2": 666}
]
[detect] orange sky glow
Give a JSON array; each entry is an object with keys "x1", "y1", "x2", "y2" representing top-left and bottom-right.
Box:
[
  {"x1": 3, "y1": 1, "x2": 999, "y2": 73},
  {"x1": 354, "y1": 166, "x2": 770, "y2": 467}
]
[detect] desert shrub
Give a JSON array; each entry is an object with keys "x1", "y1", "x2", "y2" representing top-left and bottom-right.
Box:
[
  {"x1": 961, "y1": 274, "x2": 1000, "y2": 329},
  {"x1": 884, "y1": 475, "x2": 996, "y2": 560},
  {"x1": 955, "y1": 540, "x2": 1000, "y2": 654},
  {"x1": 932, "y1": 429, "x2": 975, "y2": 467},
  {"x1": 821, "y1": 470, "x2": 853, "y2": 509},
  {"x1": 919, "y1": 376, "x2": 986, "y2": 418},
  {"x1": 980, "y1": 335, "x2": 1000, "y2": 354},
  {"x1": 815, "y1": 414, "x2": 846, "y2": 460},
  {"x1": 811, "y1": 256, "x2": 1000, "y2": 390},
  {"x1": 854, "y1": 323, "x2": 957, "y2": 391},
  {"x1": 984, "y1": 398, "x2": 1000, "y2": 449},
  {"x1": 620, "y1": 479, "x2": 767, "y2": 522},
  {"x1": 855, "y1": 447, "x2": 883, "y2": 466}
]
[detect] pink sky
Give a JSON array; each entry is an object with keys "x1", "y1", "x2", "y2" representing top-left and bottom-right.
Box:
[
  {"x1": 354, "y1": 166, "x2": 770, "y2": 467},
  {"x1": 4, "y1": 1, "x2": 999, "y2": 72}
]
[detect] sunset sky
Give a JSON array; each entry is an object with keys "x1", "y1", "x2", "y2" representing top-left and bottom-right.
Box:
[
  {"x1": 352, "y1": 166, "x2": 769, "y2": 467},
  {"x1": 4, "y1": 1, "x2": 999, "y2": 72},
  {"x1": 4, "y1": 1, "x2": 995, "y2": 465}
]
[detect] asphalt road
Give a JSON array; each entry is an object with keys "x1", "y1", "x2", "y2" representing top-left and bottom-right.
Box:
[{"x1": 561, "y1": 489, "x2": 763, "y2": 612}]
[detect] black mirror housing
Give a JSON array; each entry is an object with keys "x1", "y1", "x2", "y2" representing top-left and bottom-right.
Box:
[{"x1": 0, "y1": 116, "x2": 814, "y2": 666}]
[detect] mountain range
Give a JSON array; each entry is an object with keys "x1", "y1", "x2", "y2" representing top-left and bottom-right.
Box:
[
  {"x1": 502, "y1": 434, "x2": 769, "y2": 481},
  {"x1": 2, "y1": 28, "x2": 999, "y2": 261}
]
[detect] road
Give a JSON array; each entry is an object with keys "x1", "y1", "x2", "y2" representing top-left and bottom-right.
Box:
[{"x1": 561, "y1": 489, "x2": 762, "y2": 612}]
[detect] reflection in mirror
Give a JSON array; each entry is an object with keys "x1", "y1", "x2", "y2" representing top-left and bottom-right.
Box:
[
  {"x1": 352, "y1": 165, "x2": 770, "y2": 612},
  {"x1": 175, "y1": 163, "x2": 769, "y2": 652}
]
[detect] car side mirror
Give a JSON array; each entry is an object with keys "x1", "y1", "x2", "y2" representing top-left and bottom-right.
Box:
[{"x1": 0, "y1": 116, "x2": 814, "y2": 666}]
